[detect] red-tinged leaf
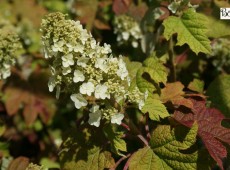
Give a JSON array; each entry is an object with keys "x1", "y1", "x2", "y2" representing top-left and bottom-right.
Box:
[
  {"x1": 160, "y1": 82, "x2": 193, "y2": 108},
  {"x1": 4, "y1": 87, "x2": 27, "y2": 116},
  {"x1": 123, "y1": 0, "x2": 131, "y2": 6},
  {"x1": 112, "y1": 0, "x2": 131, "y2": 15},
  {"x1": 34, "y1": 97, "x2": 56, "y2": 124},
  {"x1": 173, "y1": 98, "x2": 230, "y2": 170},
  {"x1": 11, "y1": 0, "x2": 47, "y2": 28},
  {"x1": 0, "y1": 80, "x2": 3, "y2": 90},
  {"x1": 7, "y1": 157, "x2": 29, "y2": 170},
  {"x1": 4, "y1": 73, "x2": 56, "y2": 125},
  {"x1": 72, "y1": 0, "x2": 98, "y2": 30},
  {"x1": 0, "y1": 102, "x2": 5, "y2": 112},
  {"x1": 23, "y1": 94, "x2": 38, "y2": 125},
  {"x1": 127, "y1": 3, "x2": 148, "y2": 20},
  {"x1": 158, "y1": 7, "x2": 170, "y2": 20},
  {"x1": 94, "y1": 19, "x2": 111, "y2": 30}
]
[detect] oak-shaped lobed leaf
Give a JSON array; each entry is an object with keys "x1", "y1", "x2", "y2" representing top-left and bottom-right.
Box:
[
  {"x1": 163, "y1": 9, "x2": 211, "y2": 55},
  {"x1": 128, "y1": 124, "x2": 203, "y2": 170},
  {"x1": 112, "y1": 0, "x2": 131, "y2": 15},
  {"x1": 59, "y1": 126, "x2": 115, "y2": 170},
  {"x1": 160, "y1": 81, "x2": 193, "y2": 108},
  {"x1": 173, "y1": 97, "x2": 230, "y2": 170},
  {"x1": 4, "y1": 72, "x2": 56, "y2": 125}
]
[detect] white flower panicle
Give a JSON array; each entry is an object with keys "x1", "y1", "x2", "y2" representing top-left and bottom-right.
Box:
[
  {"x1": 0, "y1": 20, "x2": 21, "y2": 79},
  {"x1": 114, "y1": 15, "x2": 142, "y2": 48},
  {"x1": 209, "y1": 38, "x2": 230, "y2": 72},
  {"x1": 41, "y1": 12, "x2": 146, "y2": 127}
]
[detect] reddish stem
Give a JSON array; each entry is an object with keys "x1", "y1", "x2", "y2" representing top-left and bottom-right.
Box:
[
  {"x1": 145, "y1": 113, "x2": 151, "y2": 141},
  {"x1": 121, "y1": 122, "x2": 130, "y2": 131},
  {"x1": 109, "y1": 153, "x2": 131, "y2": 170}
]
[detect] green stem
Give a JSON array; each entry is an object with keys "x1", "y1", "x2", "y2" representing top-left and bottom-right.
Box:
[{"x1": 168, "y1": 37, "x2": 176, "y2": 82}]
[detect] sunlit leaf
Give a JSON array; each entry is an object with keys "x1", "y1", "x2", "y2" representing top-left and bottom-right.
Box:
[
  {"x1": 136, "y1": 57, "x2": 167, "y2": 94},
  {"x1": 163, "y1": 9, "x2": 211, "y2": 55},
  {"x1": 160, "y1": 82, "x2": 193, "y2": 108},
  {"x1": 141, "y1": 95, "x2": 169, "y2": 121},
  {"x1": 188, "y1": 78, "x2": 204, "y2": 93},
  {"x1": 129, "y1": 124, "x2": 202, "y2": 170}
]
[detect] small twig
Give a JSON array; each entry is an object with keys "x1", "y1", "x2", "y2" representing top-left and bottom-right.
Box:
[{"x1": 109, "y1": 153, "x2": 131, "y2": 170}]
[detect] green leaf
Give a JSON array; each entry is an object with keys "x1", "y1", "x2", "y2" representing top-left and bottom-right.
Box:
[
  {"x1": 123, "y1": 57, "x2": 142, "y2": 91},
  {"x1": 141, "y1": 95, "x2": 169, "y2": 121},
  {"x1": 207, "y1": 75, "x2": 230, "y2": 118},
  {"x1": 59, "y1": 127, "x2": 115, "y2": 170},
  {"x1": 40, "y1": 158, "x2": 60, "y2": 169},
  {"x1": 128, "y1": 146, "x2": 159, "y2": 170},
  {"x1": 61, "y1": 147, "x2": 114, "y2": 170},
  {"x1": 188, "y1": 78, "x2": 204, "y2": 93},
  {"x1": 163, "y1": 9, "x2": 211, "y2": 55},
  {"x1": 206, "y1": 17, "x2": 230, "y2": 38},
  {"x1": 129, "y1": 124, "x2": 199, "y2": 170},
  {"x1": 136, "y1": 57, "x2": 167, "y2": 94},
  {"x1": 103, "y1": 125, "x2": 127, "y2": 156},
  {"x1": 0, "y1": 124, "x2": 5, "y2": 136}
]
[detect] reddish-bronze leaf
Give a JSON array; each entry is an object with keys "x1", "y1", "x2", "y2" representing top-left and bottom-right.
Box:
[
  {"x1": 4, "y1": 73, "x2": 56, "y2": 125},
  {"x1": 173, "y1": 98, "x2": 230, "y2": 170},
  {"x1": 4, "y1": 87, "x2": 29, "y2": 116},
  {"x1": 160, "y1": 82, "x2": 193, "y2": 108},
  {"x1": 7, "y1": 157, "x2": 29, "y2": 170},
  {"x1": 11, "y1": 0, "x2": 47, "y2": 28},
  {"x1": 94, "y1": 19, "x2": 111, "y2": 30},
  {"x1": 112, "y1": 0, "x2": 131, "y2": 15},
  {"x1": 72, "y1": 0, "x2": 98, "y2": 30}
]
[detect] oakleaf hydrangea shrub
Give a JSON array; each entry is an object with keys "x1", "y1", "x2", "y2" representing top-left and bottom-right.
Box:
[
  {"x1": 40, "y1": 12, "x2": 146, "y2": 127},
  {"x1": 0, "y1": 19, "x2": 21, "y2": 79},
  {"x1": 113, "y1": 14, "x2": 142, "y2": 48}
]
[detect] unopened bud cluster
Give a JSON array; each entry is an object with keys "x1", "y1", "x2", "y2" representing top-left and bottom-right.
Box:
[
  {"x1": 0, "y1": 19, "x2": 21, "y2": 79},
  {"x1": 209, "y1": 38, "x2": 230, "y2": 72},
  {"x1": 114, "y1": 15, "x2": 142, "y2": 48},
  {"x1": 41, "y1": 12, "x2": 146, "y2": 127}
]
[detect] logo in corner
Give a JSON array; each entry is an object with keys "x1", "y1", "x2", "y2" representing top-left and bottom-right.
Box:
[{"x1": 220, "y1": 8, "x2": 230, "y2": 19}]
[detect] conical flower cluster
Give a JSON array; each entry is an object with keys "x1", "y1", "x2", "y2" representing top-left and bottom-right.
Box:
[
  {"x1": 41, "y1": 12, "x2": 146, "y2": 127},
  {"x1": 0, "y1": 19, "x2": 21, "y2": 79},
  {"x1": 114, "y1": 15, "x2": 142, "y2": 48}
]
